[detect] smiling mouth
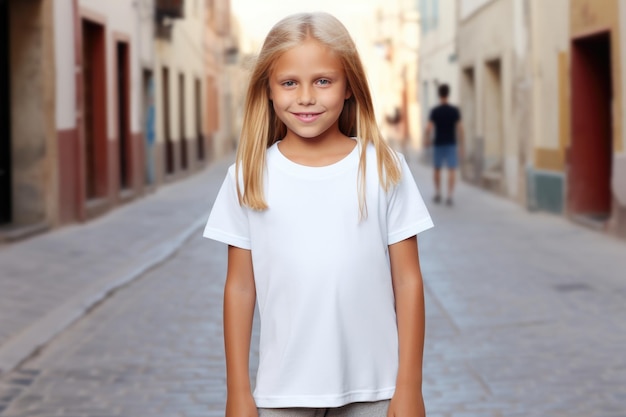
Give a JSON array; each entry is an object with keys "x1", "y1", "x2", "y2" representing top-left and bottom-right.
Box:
[{"x1": 292, "y1": 112, "x2": 322, "y2": 122}]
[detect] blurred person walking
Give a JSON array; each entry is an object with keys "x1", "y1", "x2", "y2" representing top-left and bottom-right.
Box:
[{"x1": 424, "y1": 84, "x2": 464, "y2": 206}]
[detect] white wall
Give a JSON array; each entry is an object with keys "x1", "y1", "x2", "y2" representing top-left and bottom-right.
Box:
[
  {"x1": 460, "y1": 0, "x2": 492, "y2": 20},
  {"x1": 458, "y1": 0, "x2": 521, "y2": 196},
  {"x1": 419, "y1": 0, "x2": 459, "y2": 132},
  {"x1": 54, "y1": 0, "x2": 156, "y2": 135},
  {"x1": 53, "y1": 0, "x2": 76, "y2": 130},
  {"x1": 77, "y1": 0, "x2": 149, "y2": 135}
]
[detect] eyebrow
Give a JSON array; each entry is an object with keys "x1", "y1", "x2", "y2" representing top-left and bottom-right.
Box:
[{"x1": 273, "y1": 70, "x2": 342, "y2": 79}]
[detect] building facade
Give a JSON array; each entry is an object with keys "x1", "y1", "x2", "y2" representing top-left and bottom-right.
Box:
[
  {"x1": 54, "y1": 0, "x2": 156, "y2": 225},
  {"x1": 1, "y1": 0, "x2": 56, "y2": 238},
  {"x1": 455, "y1": 0, "x2": 626, "y2": 238},
  {"x1": 457, "y1": 0, "x2": 532, "y2": 200},
  {"x1": 154, "y1": 0, "x2": 209, "y2": 184},
  {"x1": 363, "y1": 1, "x2": 420, "y2": 152},
  {"x1": 418, "y1": 0, "x2": 460, "y2": 143},
  {"x1": 376, "y1": 0, "x2": 421, "y2": 152},
  {"x1": 565, "y1": 0, "x2": 625, "y2": 236},
  {"x1": 0, "y1": 0, "x2": 233, "y2": 241},
  {"x1": 205, "y1": 0, "x2": 239, "y2": 158}
]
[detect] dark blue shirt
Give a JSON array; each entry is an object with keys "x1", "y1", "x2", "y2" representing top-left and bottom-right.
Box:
[{"x1": 429, "y1": 104, "x2": 461, "y2": 146}]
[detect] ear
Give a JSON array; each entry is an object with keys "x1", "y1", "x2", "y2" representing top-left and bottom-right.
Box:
[{"x1": 344, "y1": 88, "x2": 352, "y2": 100}]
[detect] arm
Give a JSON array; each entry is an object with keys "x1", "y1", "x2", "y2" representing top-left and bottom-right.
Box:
[
  {"x1": 387, "y1": 236, "x2": 426, "y2": 417},
  {"x1": 456, "y1": 121, "x2": 465, "y2": 160},
  {"x1": 224, "y1": 245, "x2": 258, "y2": 417},
  {"x1": 423, "y1": 121, "x2": 434, "y2": 148}
]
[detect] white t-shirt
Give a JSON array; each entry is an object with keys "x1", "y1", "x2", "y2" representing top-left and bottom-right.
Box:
[{"x1": 203, "y1": 139, "x2": 433, "y2": 408}]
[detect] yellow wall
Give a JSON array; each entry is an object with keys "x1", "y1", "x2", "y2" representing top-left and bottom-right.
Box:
[
  {"x1": 536, "y1": 51, "x2": 569, "y2": 172},
  {"x1": 531, "y1": 0, "x2": 569, "y2": 172},
  {"x1": 571, "y1": 0, "x2": 619, "y2": 37}
]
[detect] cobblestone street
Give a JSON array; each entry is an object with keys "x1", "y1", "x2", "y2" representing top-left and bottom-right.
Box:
[{"x1": 0, "y1": 155, "x2": 625, "y2": 417}]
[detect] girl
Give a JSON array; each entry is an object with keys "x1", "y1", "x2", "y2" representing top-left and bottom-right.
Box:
[{"x1": 204, "y1": 12, "x2": 433, "y2": 417}]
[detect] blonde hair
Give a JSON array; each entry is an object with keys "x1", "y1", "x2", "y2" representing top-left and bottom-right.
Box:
[{"x1": 236, "y1": 12, "x2": 401, "y2": 216}]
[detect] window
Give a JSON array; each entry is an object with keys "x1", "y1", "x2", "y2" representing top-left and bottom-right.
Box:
[
  {"x1": 420, "y1": 0, "x2": 429, "y2": 34},
  {"x1": 421, "y1": 0, "x2": 439, "y2": 34},
  {"x1": 432, "y1": 0, "x2": 439, "y2": 29}
]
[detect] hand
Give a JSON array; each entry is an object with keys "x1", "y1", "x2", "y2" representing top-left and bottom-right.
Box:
[
  {"x1": 225, "y1": 390, "x2": 258, "y2": 417},
  {"x1": 387, "y1": 385, "x2": 425, "y2": 417}
]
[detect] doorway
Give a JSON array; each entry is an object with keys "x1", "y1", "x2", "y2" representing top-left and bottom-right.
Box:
[
  {"x1": 462, "y1": 66, "x2": 478, "y2": 181},
  {"x1": 0, "y1": 0, "x2": 11, "y2": 224},
  {"x1": 116, "y1": 41, "x2": 131, "y2": 190},
  {"x1": 82, "y1": 19, "x2": 107, "y2": 201},
  {"x1": 162, "y1": 67, "x2": 174, "y2": 175},
  {"x1": 484, "y1": 58, "x2": 503, "y2": 173},
  {"x1": 569, "y1": 32, "x2": 613, "y2": 221},
  {"x1": 195, "y1": 78, "x2": 204, "y2": 161},
  {"x1": 179, "y1": 73, "x2": 187, "y2": 170},
  {"x1": 142, "y1": 69, "x2": 155, "y2": 185}
]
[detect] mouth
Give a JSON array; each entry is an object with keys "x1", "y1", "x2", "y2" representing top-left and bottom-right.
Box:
[{"x1": 292, "y1": 112, "x2": 322, "y2": 123}]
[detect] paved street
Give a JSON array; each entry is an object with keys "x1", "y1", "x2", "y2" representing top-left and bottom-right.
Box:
[
  {"x1": 0, "y1": 158, "x2": 232, "y2": 377},
  {"x1": 0, "y1": 153, "x2": 625, "y2": 417}
]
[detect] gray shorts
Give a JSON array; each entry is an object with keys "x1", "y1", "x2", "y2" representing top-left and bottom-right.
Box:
[{"x1": 258, "y1": 400, "x2": 390, "y2": 417}]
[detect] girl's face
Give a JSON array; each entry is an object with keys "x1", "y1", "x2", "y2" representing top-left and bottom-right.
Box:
[{"x1": 269, "y1": 38, "x2": 351, "y2": 144}]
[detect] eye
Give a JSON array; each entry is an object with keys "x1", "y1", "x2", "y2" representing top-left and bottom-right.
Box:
[
  {"x1": 281, "y1": 80, "x2": 296, "y2": 87},
  {"x1": 316, "y1": 79, "x2": 331, "y2": 86}
]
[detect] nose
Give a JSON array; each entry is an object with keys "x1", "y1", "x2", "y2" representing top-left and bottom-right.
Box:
[{"x1": 297, "y1": 85, "x2": 316, "y2": 105}]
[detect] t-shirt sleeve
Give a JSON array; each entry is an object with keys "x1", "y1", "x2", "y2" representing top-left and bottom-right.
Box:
[
  {"x1": 386, "y1": 154, "x2": 434, "y2": 245},
  {"x1": 202, "y1": 165, "x2": 251, "y2": 250}
]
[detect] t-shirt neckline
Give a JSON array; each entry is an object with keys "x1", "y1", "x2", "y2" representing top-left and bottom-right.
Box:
[{"x1": 271, "y1": 138, "x2": 360, "y2": 178}]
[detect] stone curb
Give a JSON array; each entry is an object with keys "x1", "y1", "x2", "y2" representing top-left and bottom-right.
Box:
[{"x1": 0, "y1": 215, "x2": 206, "y2": 377}]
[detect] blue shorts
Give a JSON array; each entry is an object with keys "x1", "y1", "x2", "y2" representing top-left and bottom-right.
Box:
[{"x1": 434, "y1": 145, "x2": 458, "y2": 169}]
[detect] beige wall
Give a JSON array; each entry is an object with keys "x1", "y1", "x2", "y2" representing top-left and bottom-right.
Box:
[
  {"x1": 53, "y1": 0, "x2": 76, "y2": 130},
  {"x1": 460, "y1": 0, "x2": 493, "y2": 20},
  {"x1": 10, "y1": 0, "x2": 57, "y2": 226},
  {"x1": 365, "y1": 2, "x2": 420, "y2": 149},
  {"x1": 530, "y1": 0, "x2": 569, "y2": 172},
  {"x1": 458, "y1": 0, "x2": 523, "y2": 197},
  {"x1": 419, "y1": 0, "x2": 459, "y2": 134},
  {"x1": 205, "y1": 0, "x2": 233, "y2": 159}
]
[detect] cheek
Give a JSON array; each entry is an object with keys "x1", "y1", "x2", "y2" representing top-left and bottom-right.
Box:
[
  {"x1": 270, "y1": 93, "x2": 282, "y2": 110},
  {"x1": 270, "y1": 91, "x2": 291, "y2": 110},
  {"x1": 271, "y1": 97, "x2": 287, "y2": 122}
]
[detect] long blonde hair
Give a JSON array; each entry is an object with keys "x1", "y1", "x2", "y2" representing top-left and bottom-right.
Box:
[{"x1": 236, "y1": 12, "x2": 401, "y2": 216}]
